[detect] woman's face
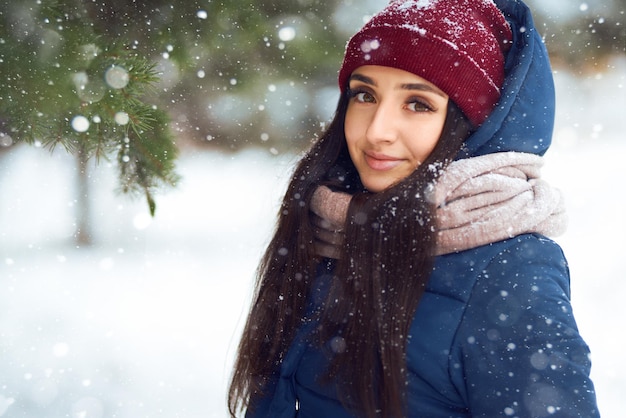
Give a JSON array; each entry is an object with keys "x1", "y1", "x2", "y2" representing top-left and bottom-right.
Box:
[{"x1": 345, "y1": 65, "x2": 449, "y2": 192}]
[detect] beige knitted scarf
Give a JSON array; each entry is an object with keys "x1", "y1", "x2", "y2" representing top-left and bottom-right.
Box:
[{"x1": 310, "y1": 152, "x2": 567, "y2": 258}]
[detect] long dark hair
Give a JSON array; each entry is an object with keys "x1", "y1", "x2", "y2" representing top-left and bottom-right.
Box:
[{"x1": 228, "y1": 92, "x2": 472, "y2": 417}]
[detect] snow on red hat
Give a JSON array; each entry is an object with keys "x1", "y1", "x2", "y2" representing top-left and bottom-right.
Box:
[{"x1": 338, "y1": 0, "x2": 512, "y2": 126}]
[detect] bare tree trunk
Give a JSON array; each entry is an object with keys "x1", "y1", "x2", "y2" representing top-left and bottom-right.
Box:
[{"x1": 75, "y1": 148, "x2": 92, "y2": 246}]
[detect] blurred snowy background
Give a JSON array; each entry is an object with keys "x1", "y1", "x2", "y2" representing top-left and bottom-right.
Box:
[{"x1": 1, "y1": 0, "x2": 625, "y2": 417}]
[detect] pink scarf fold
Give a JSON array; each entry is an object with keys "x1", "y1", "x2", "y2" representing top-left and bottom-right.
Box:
[{"x1": 310, "y1": 152, "x2": 567, "y2": 258}]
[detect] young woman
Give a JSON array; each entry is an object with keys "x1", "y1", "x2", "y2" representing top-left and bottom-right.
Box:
[{"x1": 228, "y1": 1, "x2": 600, "y2": 417}]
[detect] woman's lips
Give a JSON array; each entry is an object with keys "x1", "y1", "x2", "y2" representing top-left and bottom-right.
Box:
[{"x1": 364, "y1": 152, "x2": 403, "y2": 171}]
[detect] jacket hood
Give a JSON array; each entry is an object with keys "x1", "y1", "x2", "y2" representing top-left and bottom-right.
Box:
[{"x1": 458, "y1": 0, "x2": 555, "y2": 159}]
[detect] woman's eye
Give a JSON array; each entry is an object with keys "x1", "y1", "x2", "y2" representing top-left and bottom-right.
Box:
[
  {"x1": 350, "y1": 90, "x2": 375, "y2": 103},
  {"x1": 407, "y1": 100, "x2": 433, "y2": 112}
]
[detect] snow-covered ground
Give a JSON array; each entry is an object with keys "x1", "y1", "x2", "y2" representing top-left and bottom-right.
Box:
[{"x1": 1, "y1": 58, "x2": 625, "y2": 417}]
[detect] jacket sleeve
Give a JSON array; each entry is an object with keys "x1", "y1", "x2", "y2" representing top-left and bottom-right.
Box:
[{"x1": 453, "y1": 234, "x2": 600, "y2": 417}]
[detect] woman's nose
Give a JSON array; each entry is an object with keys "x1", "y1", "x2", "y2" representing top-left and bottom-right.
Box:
[{"x1": 365, "y1": 102, "x2": 398, "y2": 144}]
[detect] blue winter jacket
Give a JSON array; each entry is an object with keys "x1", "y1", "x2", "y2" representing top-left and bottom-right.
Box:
[{"x1": 246, "y1": 1, "x2": 600, "y2": 417}]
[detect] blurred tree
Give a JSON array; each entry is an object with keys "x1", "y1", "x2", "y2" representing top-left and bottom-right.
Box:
[
  {"x1": 526, "y1": 0, "x2": 625, "y2": 72},
  {"x1": 75, "y1": 0, "x2": 348, "y2": 151}
]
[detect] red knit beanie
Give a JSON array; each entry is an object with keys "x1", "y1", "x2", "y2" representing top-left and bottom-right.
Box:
[{"x1": 338, "y1": 0, "x2": 513, "y2": 126}]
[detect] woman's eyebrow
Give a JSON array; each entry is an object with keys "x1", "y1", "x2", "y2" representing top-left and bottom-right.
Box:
[
  {"x1": 348, "y1": 73, "x2": 375, "y2": 86},
  {"x1": 400, "y1": 83, "x2": 447, "y2": 98}
]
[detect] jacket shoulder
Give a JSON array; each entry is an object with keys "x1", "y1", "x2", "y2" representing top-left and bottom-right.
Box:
[
  {"x1": 448, "y1": 235, "x2": 599, "y2": 417},
  {"x1": 430, "y1": 234, "x2": 569, "y2": 303}
]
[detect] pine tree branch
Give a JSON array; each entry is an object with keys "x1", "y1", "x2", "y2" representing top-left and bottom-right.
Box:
[{"x1": 0, "y1": 0, "x2": 179, "y2": 216}]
